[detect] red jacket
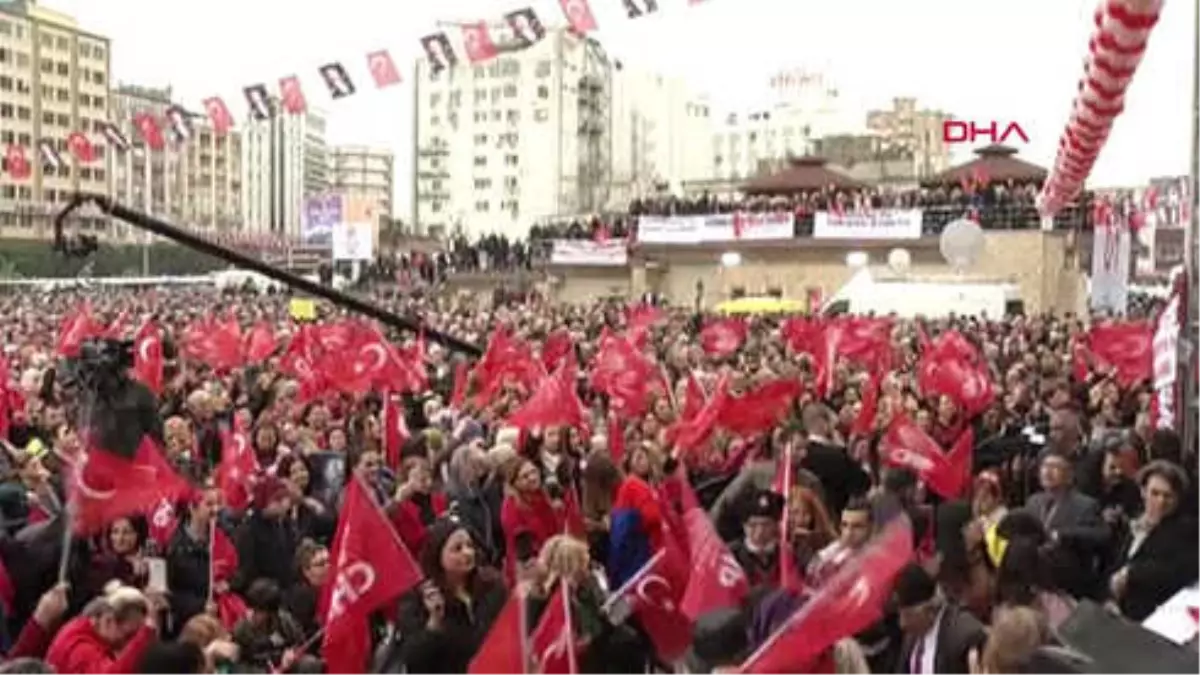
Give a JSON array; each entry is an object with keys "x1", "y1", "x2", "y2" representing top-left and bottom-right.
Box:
[
  {"x1": 500, "y1": 490, "x2": 564, "y2": 584},
  {"x1": 6, "y1": 618, "x2": 52, "y2": 660},
  {"x1": 388, "y1": 492, "x2": 448, "y2": 556},
  {"x1": 45, "y1": 616, "x2": 155, "y2": 674}
]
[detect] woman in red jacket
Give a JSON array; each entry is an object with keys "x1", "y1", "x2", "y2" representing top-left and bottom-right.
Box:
[
  {"x1": 44, "y1": 583, "x2": 161, "y2": 674},
  {"x1": 500, "y1": 458, "x2": 565, "y2": 584},
  {"x1": 388, "y1": 456, "x2": 448, "y2": 555}
]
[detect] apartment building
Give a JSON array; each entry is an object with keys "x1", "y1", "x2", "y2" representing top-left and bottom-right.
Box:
[
  {"x1": 0, "y1": 0, "x2": 111, "y2": 240},
  {"x1": 109, "y1": 84, "x2": 244, "y2": 241},
  {"x1": 242, "y1": 100, "x2": 329, "y2": 239},
  {"x1": 709, "y1": 69, "x2": 852, "y2": 184},
  {"x1": 413, "y1": 27, "x2": 620, "y2": 240},
  {"x1": 329, "y1": 145, "x2": 394, "y2": 221},
  {"x1": 608, "y1": 67, "x2": 712, "y2": 208}
]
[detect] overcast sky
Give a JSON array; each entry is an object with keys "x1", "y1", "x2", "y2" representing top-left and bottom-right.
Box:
[{"x1": 44, "y1": 0, "x2": 1197, "y2": 213}]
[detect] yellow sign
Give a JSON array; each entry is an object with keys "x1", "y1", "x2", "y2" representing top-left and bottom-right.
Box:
[{"x1": 289, "y1": 298, "x2": 317, "y2": 321}]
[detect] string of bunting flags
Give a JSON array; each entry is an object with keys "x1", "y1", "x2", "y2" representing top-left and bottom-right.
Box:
[{"x1": 0, "y1": 0, "x2": 708, "y2": 183}]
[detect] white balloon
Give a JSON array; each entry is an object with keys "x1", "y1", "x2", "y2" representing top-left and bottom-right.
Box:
[
  {"x1": 887, "y1": 248, "x2": 911, "y2": 274},
  {"x1": 939, "y1": 218, "x2": 985, "y2": 271}
]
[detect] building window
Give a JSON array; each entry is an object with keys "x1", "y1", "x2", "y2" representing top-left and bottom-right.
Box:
[
  {"x1": 503, "y1": 84, "x2": 517, "y2": 98},
  {"x1": 536, "y1": 61, "x2": 551, "y2": 77},
  {"x1": 473, "y1": 66, "x2": 486, "y2": 79},
  {"x1": 474, "y1": 134, "x2": 487, "y2": 146},
  {"x1": 534, "y1": 109, "x2": 549, "y2": 122},
  {"x1": 537, "y1": 85, "x2": 549, "y2": 99},
  {"x1": 474, "y1": 178, "x2": 491, "y2": 189},
  {"x1": 475, "y1": 200, "x2": 490, "y2": 212},
  {"x1": 504, "y1": 154, "x2": 519, "y2": 166},
  {"x1": 474, "y1": 89, "x2": 486, "y2": 103},
  {"x1": 430, "y1": 93, "x2": 442, "y2": 107},
  {"x1": 473, "y1": 156, "x2": 487, "y2": 167},
  {"x1": 56, "y1": 62, "x2": 68, "y2": 76},
  {"x1": 506, "y1": 110, "x2": 520, "y2": 123}
]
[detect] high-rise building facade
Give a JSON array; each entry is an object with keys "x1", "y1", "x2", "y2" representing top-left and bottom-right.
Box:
[
  {"x1": 608, "y1": 67, "x2": 712, "y2": 208},
  {"x1": 0, "y1": 0, "x2": 111, "y2": 240},
  {"x1": 329, "y1": 145, "x2": 394, "y2": 221},
  {"x1": 110, "y1": 84, "x2": 243, "y2": 240},
  {"x1": 241, "y1": 101, "x2": 328, "y2": 238},
  {"x1": 413, "y1": 28, "x2": 618, "y2": 240}
]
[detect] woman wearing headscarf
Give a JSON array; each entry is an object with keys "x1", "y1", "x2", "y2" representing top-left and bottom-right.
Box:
[{"x1": 395, "y1": 517, "x2": 508, "y2": 673}]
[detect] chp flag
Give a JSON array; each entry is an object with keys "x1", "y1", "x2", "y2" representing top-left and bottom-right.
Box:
[{"x1": 321, "y1": 476, "x2": 423, "y2": 673}]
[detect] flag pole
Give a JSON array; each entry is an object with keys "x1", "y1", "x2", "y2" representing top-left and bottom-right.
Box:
[
  {"x1": 207, "y1": 518, "x2": 217, "y2": 604},
  {"x1": 1180, "y1": 0, "x2": 1200, "y2": 457}
]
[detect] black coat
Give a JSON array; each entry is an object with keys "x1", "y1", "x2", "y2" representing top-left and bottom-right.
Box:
[
  {"x1": 232, "y1": 511, "x2": 301, "y2": 594},
  {"x1": 396, "y1": 573, "x2": 508, "y2": 674},
  {"x1": 801, "y1": 441, "x2": 870, "y2": 516},
  {"x1": 165, "y1": 523, "x2": 218, "y2": 630},
  {"x1": 895, "y1": 604, "x2": 987, "y2": 674},
  {"x1": 1110, "y1": 511, "x2": 1199, "y2": 622}
]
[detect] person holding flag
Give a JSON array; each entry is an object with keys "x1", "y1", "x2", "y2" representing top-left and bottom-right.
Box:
[{"x1": 395, "y1": 517, "x2": 508, "y2": 673}]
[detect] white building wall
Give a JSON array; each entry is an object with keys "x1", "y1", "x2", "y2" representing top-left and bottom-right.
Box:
[
  {"x1": 415, "y1": 28, "x2": 625, "y2": 240},
  {"x1": 241, "y1": 104, "x2": 328, "y2": 238},
  {"x1": 710, "y1": 70, "x2": 856, "y2": 182}
]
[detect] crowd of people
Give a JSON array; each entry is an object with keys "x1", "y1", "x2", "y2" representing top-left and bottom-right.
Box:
[
  {"x1": 0, "y1": 285, "x2": 1194, "y2": 674},
  {"x1": 438, "y1": 179, "x2": 1085, "y2": 271}
]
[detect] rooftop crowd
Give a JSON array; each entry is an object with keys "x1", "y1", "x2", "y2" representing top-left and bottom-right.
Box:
[
  {"x1": 0, "y1": 284, "x2": 1193, "y2": 674},
  {"x1": 439, "y1": 178, "x2": 1083, "y2": 273}
]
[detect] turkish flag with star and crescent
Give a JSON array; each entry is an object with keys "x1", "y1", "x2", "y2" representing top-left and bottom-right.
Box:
[
  {"x1": 132, "y1": 320, "x2": 164, "y2": 394},
  {"x1": 737, "y1": 517, "x2": 913, "y2": 674},
  {"x1": 320, "y1": 477, "x2": 422, "y2": 674},
  {"x1": 608, "y1": 539, "x2": 692, "y2": 661},
  {"x1": 216, "y1": 428, "x2": 258, "y2": 511},
  {"x1": 530, "y1": 581, "x2": 579, "y2": 674}
]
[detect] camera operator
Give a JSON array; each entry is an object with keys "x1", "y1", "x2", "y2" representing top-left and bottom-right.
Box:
[{"x1": 64, "y1": 340, "x2": 163, "y2": 460}]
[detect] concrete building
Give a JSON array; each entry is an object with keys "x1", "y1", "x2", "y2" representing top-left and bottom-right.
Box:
[
  {"x1": 813, "y1": 132, "x2": 924, "y2": 187},
  {"x1": 241, "y1": 100, "x2": 328, "y2": 239},
  {"x1": 709, "y1": 68, "x2": 852, "y2": 184},
  {"x1": 109, "y1": 84, "x2": 243, "y2": 241},
  {"x1": 0, "y1": 0, "x2": 111, "y2": 239},
  {"x1": 413, "y1": 27, "x2": 619, "y2": 240},
  {"x1": 865, "y1": 97, "x2": 952, "y2": 181},
  {"x1": 608, "y1": 67, "x2": 712, "y2": 208},
  {"x1": 329, "y1": 145, "x2": 394, "y2": 221}
]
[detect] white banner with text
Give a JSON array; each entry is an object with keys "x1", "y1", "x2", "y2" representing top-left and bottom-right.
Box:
[
  {"x1": 636, "y1": 212, "x2": 794, "y2": 244},
  {"x1": 812, "y1": 209, "x2": 924, "y2": 240},
  {"x1": 549, "y1": 239, "x2": 629, "y2": 266}
]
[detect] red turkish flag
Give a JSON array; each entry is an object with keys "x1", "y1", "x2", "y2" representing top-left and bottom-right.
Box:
[
  {"x1": 879, "y1": 417, "x2": 974, "y2": 500},
  {"x1": 279, "y1": 75, "x2": 308, "y2": 114},
  {"x1": 738, "y1": 518, "x2": 914, "y2": 673},
  {"x1": 134, "y1": 112, "x2": 166, "y2": 150},
  {"x1": 666, "y1": 375, "x2": 731, "y2": 455},
  {"x1": 611, "y1": 539, "x2": 693, "y2": 661},
  {"x1": 542, "y1": 329, "x2": 574, "y2": 372},
  {"x1": 202, "y1": 97, "x2": 235, "y2": 136},
  {"x1": 366, "y1": 50, "x2": 401, "y2": 88},
  {"x1": 146, "y1": 497, "x2": 178, "y2": 550},
  {"x1": 381, "y1": 392, "x2": 409, "y2": 471},
  {"x1": 680, "y1": 374, "x2": 706, "y2": 421},
  {"x1": 450, "y1": 360, "x2": 469, "y2": 407},
  {"x1": 508, "y1": 361, "x2": 587, "y2": 431},
  {"x1": 216, "y1": 428, "x2": 258, "y2": 511},
  {"x1": 1084, "y1": 321, "x2": 1153, "y2": 387},
  {"x1": 321, "y1": 477, "x2": 423, "y2": 674},
  {"x1": 679, "y1": 502, "x2": 748, "y2": 620},
  {"x1": 56, "y1": 302, "x2": 107, "y2": 357},
  {"x1": 132, "y1": 320, "x2": 164, "y2": 394},
  {"x1": 66, "y1": 132, "x2": 96, "y2": 163},
  {"x1": 244, "y1": 322, "x2": 277, "y2": 362},
  {"x1": 589, "y1": 330, "x2": 656, "y2": 418},
  {"x1": 70, "y1": 437, "x2": 195, "y2": 536},
  {"x1": 700, "y1": 319, "x2": 747, "y2": 357},
  {"x1": 530, "y1": 582, "x2": 579, "y2": 674},
  {"x1": 715, "y1": 378, "x2": 802, "y2": 438},
  {"x1": 3, "y1": 145, "x2": 31, "y2": 180},
  {"x1": 558, "y1": 0, "x2": 599, "y2": 33},
  {"x1": 470, "y1": 588, "x2": 528, "y2": 673},
  {"x1": 851, "y1": 373, "x2": 878, "y2": 437},
  {"x1": 462, "y1": 22, "x2": 500, "y2": 63}
]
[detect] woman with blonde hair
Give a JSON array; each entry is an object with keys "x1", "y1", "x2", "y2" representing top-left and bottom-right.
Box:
[{"x1": 526, "y1": 535, "x2": 646, "y2": 673}]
